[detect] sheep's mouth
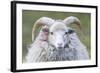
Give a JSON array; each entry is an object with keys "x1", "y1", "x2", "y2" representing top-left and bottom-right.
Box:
[
  {"x1": 57, "y1": 44, "x2": 69, "y2": 49},
  {"x1": 57, "y1": 47, "x2": 63, "y2": 49},
  {"x1": 56, "y1": 47, "x2": 66, "y2": 52},
  {"x1": 49, "y1": 44, "x2": 66, "y2": 51}
]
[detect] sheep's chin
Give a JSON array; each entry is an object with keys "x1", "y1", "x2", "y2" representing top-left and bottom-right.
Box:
[
  {"x1": 57, "y1": 47, "x2": 63, "y2": 49},
  {"x1": 56, "y1": 47, "x2": 64, "y2": 51}
]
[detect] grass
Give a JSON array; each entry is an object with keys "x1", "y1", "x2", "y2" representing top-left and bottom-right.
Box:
[{"x1": 22, "y1": 10, "x2": 91, "y2": 63}]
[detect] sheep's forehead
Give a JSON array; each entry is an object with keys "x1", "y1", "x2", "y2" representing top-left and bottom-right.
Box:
[{"x1": 50, "y1": 22, "x2": 68, "y2": 32}]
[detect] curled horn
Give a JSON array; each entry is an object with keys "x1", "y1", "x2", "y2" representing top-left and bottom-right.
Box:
[
  {"x1": 63, "y1": 16, "x2": 83, "y2": 34},
  {"x1": 32, "y1": 17, "x2": 55, "y2": 41}
]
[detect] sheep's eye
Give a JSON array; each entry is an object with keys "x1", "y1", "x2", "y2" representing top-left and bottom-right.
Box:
[
  {"x1": 68, "y1": 29, "x2": 74, "y2": 34},
  {"x1": 65, "y1": 32, "x2": 68, "y2": 34},
  {"x1": 50, "y1": 32, "x2": 53, "y2": 35}
]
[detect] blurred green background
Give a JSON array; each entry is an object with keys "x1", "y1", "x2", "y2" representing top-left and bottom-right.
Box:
[{"x1": 22, "y1": 10, "x2": 91, "y2": 63}]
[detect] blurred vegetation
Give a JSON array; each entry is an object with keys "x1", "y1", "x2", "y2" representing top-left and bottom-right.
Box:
[{"x1": 22, "y1": 10, "x2": 91, "y2": 63}]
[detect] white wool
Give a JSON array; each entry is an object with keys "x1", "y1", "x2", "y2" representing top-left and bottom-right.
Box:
[
  {"x1": 47, "y1": 33, "x2": 89, "y2": 61},
  {"x1": 26, "y1": 32, "x2": 89, "y2": 62},
  {"x1": 26, "y1": 28, "x2": 49, "y2": 62},
  {"x1": 26, "y1": 16, "x2": 89, "y2": 62},
  {"x1": 68, "y1": 33, "x2": 89, "y2": 60}
]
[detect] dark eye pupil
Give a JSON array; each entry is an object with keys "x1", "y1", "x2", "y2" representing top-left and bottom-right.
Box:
[
  {"x1": 50, "y1": 32, "x2": 53, "y2": 35},
  {"x1": 68, "y1": 30, "x2": 74, "y2": 34},
  {"x1": 65, "y1": 32, "x2": 68, "y2": 34}
]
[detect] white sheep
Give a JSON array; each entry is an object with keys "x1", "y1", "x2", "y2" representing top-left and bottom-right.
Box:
[
  {"x1": 26, "y1": 16, "x2": 89, "y2": 62},
  {"x1": 26, "y1": 26, "x2": 49, "y2": 62},
  {"x1": 48, "y1": 30, "x2": 89, "y2": 61}
]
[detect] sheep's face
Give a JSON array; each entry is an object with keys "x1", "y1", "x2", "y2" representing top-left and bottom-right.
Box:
[{"x1": 48, "y1": 22, "x2": 74, "y2": 49}]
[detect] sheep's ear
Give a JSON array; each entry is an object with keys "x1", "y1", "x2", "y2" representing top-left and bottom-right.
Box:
[{"x1": 42, "y1": 26, "x2": 49, "y2": 32}]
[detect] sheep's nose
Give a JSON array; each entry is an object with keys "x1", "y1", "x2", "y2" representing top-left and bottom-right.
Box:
[{"x1": 57, "y1": 43, "x2": 63, "y2": 46}]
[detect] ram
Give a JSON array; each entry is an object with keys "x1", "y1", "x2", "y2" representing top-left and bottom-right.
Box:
[
  {"x1": 26, "y1": 26, "x2": 49, "y2": 62},
  {"x1": 26, "y1": 16, "x2": 89, "y2": 62}
]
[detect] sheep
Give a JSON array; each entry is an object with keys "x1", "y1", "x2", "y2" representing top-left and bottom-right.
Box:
[
  {"x1": 26, "y1": 16, "x2": 89, "y2": 62},
  {"x1": 26, "y1": 26, "x2": 49, "y2": 62},
  {"x1": 47, "y1": 29, "x2": 89, "y2": 61}
]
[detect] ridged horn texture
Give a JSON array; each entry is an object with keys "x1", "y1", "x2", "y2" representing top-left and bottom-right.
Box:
[
  {"x1": 32, "y1": 17, "x2": 55, "y2": 41},
  {"x1": 63, "y1": 16, "x2": 82, "y2": 31}
]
